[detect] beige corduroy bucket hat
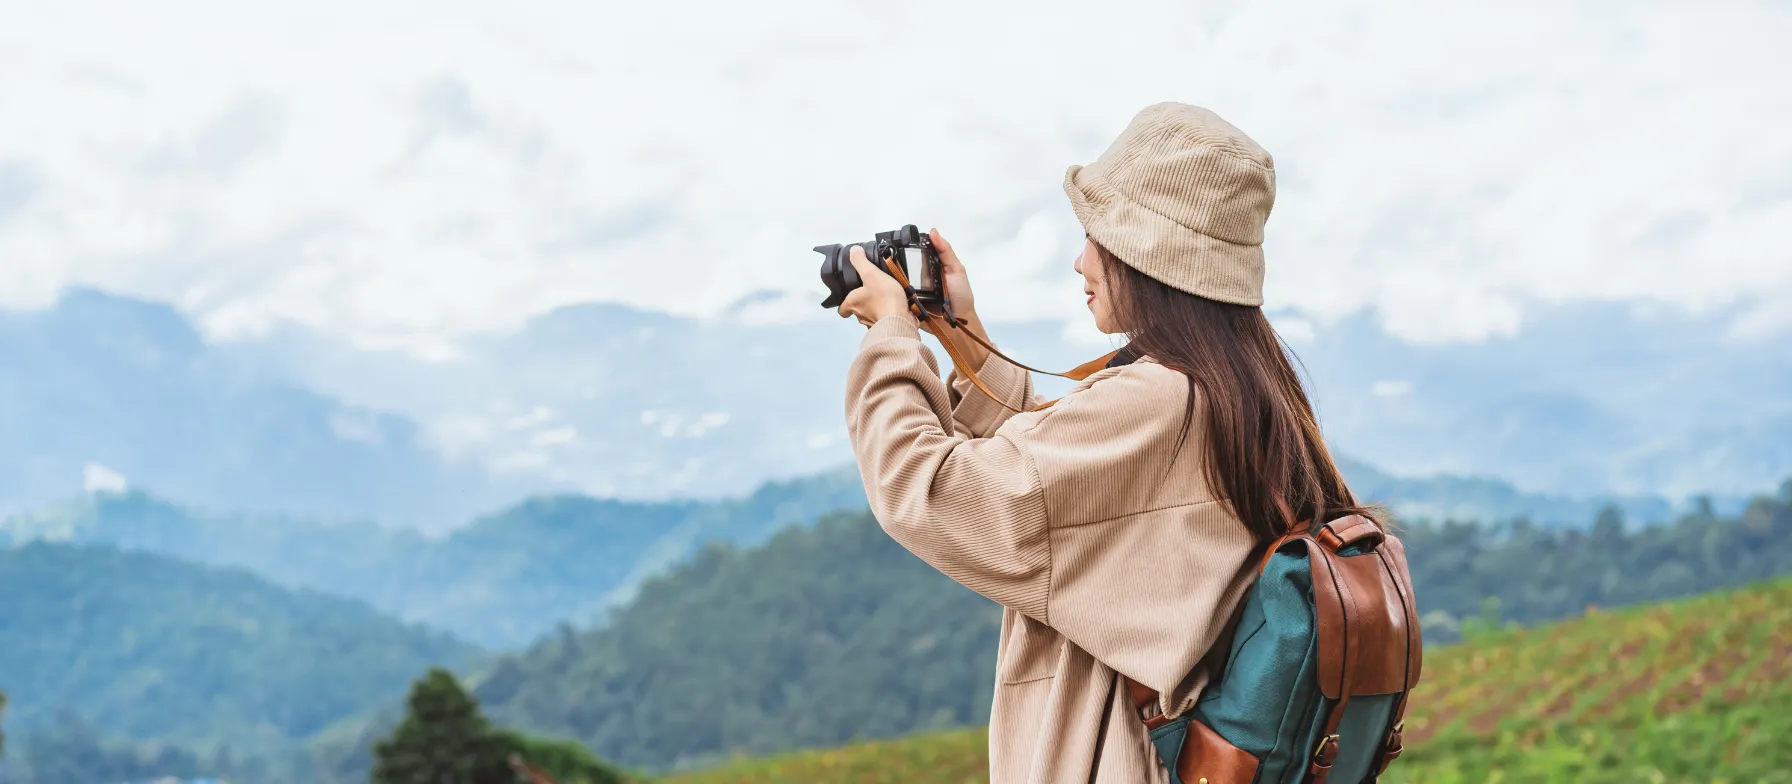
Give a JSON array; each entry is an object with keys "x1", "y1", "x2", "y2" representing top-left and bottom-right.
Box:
[{"x1": 1064, "y1": 102, "x2": 1276, "y2": 307}]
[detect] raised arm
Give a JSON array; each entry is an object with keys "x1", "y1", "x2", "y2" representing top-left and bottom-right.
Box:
[{"x1": 845, "y1": 314, "x2": 1053, "y2": 619}]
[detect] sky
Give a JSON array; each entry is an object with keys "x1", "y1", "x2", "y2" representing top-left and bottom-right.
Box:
[{"x1": 1, "y1": 0, "x2": 1788, "y2": 358}]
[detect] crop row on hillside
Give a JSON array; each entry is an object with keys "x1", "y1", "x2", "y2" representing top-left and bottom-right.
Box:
[
  {"x1": 1400, "y1": 578, "x2": 1792, "y2": 747},
  {"x1": 664, "y1": 727, "x2": 988, "y2": 784}
]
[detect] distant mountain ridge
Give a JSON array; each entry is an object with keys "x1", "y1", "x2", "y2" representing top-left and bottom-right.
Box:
[
  {"x1": 0, "y1": 467, "x2": 868, "y2": 648},
  {"x1": 2, "y1": 287, "x2": 1784, "y2": 530},
  {"x1": 0, "y1": 457, "x2": 1744, "y2": 650},
  {"x1": 249, "y1": 295, "x2": 1792, "y2": 503},
  {"x1": 0, "y1": 289, "x2": 527, "y2": 529},
  {"x1": 1334, "y1": 456, "x2": 1711, "y2": 525}
]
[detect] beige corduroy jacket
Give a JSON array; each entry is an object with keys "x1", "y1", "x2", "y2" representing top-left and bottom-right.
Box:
[{"x1": 845, "y1": 314, "x2": 1260, "y2": 784}]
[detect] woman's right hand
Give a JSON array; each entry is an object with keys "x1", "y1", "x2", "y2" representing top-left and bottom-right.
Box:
[
  {"x1": 929, "y1": 228, "x2": 976, "y2": 326},
  {"x1": 925, "y1": 228, "x2": 995, "y2": 370}
]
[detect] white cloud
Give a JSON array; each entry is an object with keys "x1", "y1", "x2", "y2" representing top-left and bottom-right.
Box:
[
  {"x1": 1269, "y1": 315, "x2": 1315, "y2": 344},
  {"x1": 0, "y1": 0, "x2": 1787, "y2": 352},
  {"x1": 687, "y1": 412, "x2": 730, "y2": 438},
  {"x1": 640, "y1": 409, "x2": 731, "y2": 438},
  {"x1": 490, "y1": 449, "x2": 553, "y2": 474},
  {"x1": 506, "y1": 405, "x2": 555, "y2": 430},
  {"x1": 530, "y1": 426, "x2": 578, "y2": 447},
  {"x1": 423, "y1": 412, "x2": 495, "y2": 459},
  {"x1": 1371, "y1": 380, "x2": 1413, "y2": 399},
  {"x1": 83, "y1": 461, "x2": 129, "y2": 494},
  {"x1": 329, "y1": 408, "x2": 387, "y2": 444}
]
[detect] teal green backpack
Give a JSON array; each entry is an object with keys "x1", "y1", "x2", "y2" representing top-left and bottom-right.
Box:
[{"x1": 1132, "y1": 515, "x2": 1422, "y2": 784}]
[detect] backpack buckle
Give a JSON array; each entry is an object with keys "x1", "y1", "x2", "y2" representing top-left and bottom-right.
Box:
[{"x1": 1311, "y1": 733, "x2": 1340, "y2": 767}]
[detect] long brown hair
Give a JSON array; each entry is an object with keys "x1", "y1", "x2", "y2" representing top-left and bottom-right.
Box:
[{"x1": 1096, "y1": 243, "x2": 1377, "y2": 544}]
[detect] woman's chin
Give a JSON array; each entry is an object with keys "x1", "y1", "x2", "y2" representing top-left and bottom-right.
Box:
[{"x1": 1086, "y1": 309, "x2": 1113, "y2": 334}]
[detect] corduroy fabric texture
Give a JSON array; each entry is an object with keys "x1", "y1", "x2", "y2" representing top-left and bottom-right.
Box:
[
  {"x1": 846, "y1": 314, "x2": 1258, "y2": 784},
  {"x1": 1064, "y1": 102, "x2": 1276, "y2": 306}
]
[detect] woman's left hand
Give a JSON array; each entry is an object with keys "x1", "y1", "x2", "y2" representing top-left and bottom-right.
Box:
[{"x1": 837, "y1": 244, "x2": 911, "y2": 327}]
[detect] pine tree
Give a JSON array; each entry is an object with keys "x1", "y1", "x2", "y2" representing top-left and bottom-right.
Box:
[{"x1": 372, "y1": 668, "x2": 514, "y2": 784}]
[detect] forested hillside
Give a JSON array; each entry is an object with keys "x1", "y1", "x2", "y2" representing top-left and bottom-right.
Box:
[
  {"x1": 476, "y1": 483, "x2": 1792, "y2": 772},
  {"x1": 0, "y1": 543, "x2": 476, "y2": 754},
  {"x1": 475, "y1": 511, "x2": 1000, "y2": 771},
  {"x1": 0, "y1": 467, "x2": 866, "y2": 648},
  {"x1": 1401, "y1": 485, "x2": 1792, "y2": 640}
]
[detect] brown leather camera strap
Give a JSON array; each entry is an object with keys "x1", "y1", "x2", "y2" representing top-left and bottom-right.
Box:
[
  {"x1": 882, "y1": 261, "x2": 1117, "y2": 413},
  {"x1": 950, "y1": 324, "x2": 1119, "y2": 382}
]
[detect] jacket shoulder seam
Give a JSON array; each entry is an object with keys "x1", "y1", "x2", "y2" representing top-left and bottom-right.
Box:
[
  {"x1": 1049, "y1": 497, "x2": 1225, "y2": 531},
  {"x1": 1029, "y1": 360, "x2": 1185, "y2": 421}
]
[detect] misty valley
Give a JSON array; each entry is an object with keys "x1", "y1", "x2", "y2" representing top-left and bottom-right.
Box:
[{"x1": 2, "y1": 290, "x2": 1790, "y2": 782}]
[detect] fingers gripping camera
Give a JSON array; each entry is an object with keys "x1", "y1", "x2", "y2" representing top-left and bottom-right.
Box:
[{"x1": 815, "y1": 224, "x2": 947, "y2": 316}]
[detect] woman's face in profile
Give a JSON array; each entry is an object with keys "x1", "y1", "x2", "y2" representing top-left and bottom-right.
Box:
[{"x1": 1074, "y1": 238, "x2": 1121, "y2": 334}]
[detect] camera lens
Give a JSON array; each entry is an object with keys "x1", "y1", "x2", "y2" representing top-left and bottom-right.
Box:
[{"x1": 815, "y1": 243, "x2": 862, "y2": 308}]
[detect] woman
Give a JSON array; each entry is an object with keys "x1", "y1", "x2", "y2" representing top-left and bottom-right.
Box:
[{"x1": 836, "y1": 103, "x2": 1374, "y2": 783}]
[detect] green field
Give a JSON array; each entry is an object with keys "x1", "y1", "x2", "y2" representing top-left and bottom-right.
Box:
[{"x1": 664, "y1": 579, "x2": 1792, "y2": 783}]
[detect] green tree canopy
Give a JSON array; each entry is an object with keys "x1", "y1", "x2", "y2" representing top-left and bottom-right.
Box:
[
  {"x1": 373, "y1": 668, "x2": 627, "y2": 784},
  {"x1": 373, "y1": 668, "x2": 514, "y2": 784}
]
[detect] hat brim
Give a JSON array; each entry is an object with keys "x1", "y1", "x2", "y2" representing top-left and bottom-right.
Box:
[{"x1": 1064, "y1": 164, "x2": 1265, "y2": 307}]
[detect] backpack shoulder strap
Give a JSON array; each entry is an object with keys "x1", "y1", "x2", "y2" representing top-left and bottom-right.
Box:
[
  {"x1": 1306, "y1": 516, "x2": 1418, "y2": 699},
  {"x1": 1305, "y1": 516, "x2": 1423, "y2": 782}
]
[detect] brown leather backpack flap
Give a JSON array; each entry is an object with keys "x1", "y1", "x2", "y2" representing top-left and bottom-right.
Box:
[
  {"x1": 1177, "y1": 714, "x2": 1261, "y2": 784},
  {"x1": 1308, "y1": 535, "x2": 1421, "y2": 699}
]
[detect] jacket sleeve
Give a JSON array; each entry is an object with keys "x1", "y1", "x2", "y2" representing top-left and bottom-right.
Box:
[
  {"x1": 845, "y1": 314, "x2": 1211, "y2": 626},
  {"x1": 846, "y1": 315, "x2": 1053, "y2": 620},
  {"x1": 945, "y1": 351, "x2": 1038, "y2": 439}
]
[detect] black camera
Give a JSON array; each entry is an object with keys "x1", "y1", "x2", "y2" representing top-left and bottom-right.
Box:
[{"x1": 815, "y1": 224, "x2": 946, "y2": 313}]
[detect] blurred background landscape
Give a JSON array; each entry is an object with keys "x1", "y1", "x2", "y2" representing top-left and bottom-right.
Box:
[{"x1": 2, "y1": 0, "x2": 1790, "y2": 782}]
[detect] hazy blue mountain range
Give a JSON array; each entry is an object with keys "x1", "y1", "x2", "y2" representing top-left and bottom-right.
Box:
[
  {"x1": 225, "y1": 295, "x2": 872, "y2": 509},
  {"x1": 243, "y1": 293, "x2": 1792, "y2": 505},
  {"x1": 0, "y1": 289, "x2": 527, "y2": 529},
  {"x1": 2, "y1": 288, "x2": 1785, "y2": 530},
  {"x1": 0, "y1": 542, "x2": 475, "y2": 751},
  {"x1": 0, "y1": 468, "x2": 867, "y2": 648},
  {"x1": 1281, "y1": 302, "x2": 1792, "y2": 500},
  {"x1": 1333, "y1": 456, "x2": 1698, "y2": 526},
  {"x1": 0, "y1": 457, "x2": 1738, "y2": 652}
]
